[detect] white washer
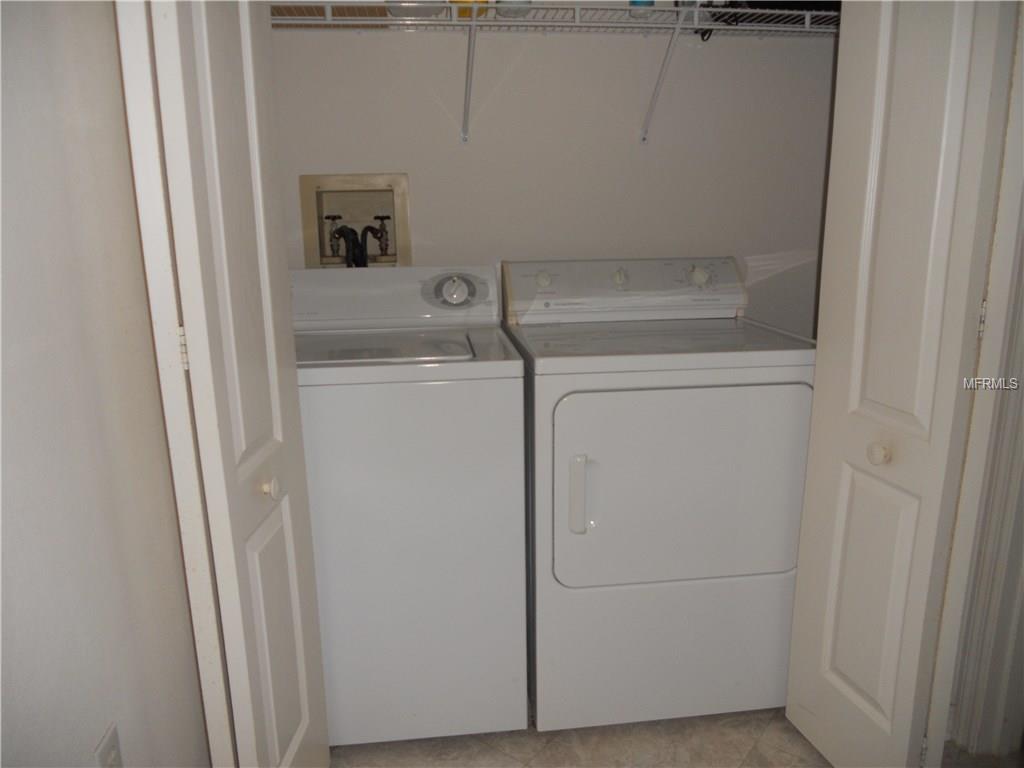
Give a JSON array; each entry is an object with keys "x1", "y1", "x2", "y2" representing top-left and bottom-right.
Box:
[
  {"x1": 293, "y1": 267, "x2": 527, "y2": 745},
  {"x1": 502, "y1": 257, "x2": 816, "y2": 732}
]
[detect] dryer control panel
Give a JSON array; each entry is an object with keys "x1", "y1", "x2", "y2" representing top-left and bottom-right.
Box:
[{"x1": 503, "y1": 257, "x2": 747, "y2": 325}]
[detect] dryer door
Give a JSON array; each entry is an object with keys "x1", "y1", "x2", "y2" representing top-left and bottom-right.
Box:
[{"x1": 552, "y1": 383, "x2": 812, "y2": 588}]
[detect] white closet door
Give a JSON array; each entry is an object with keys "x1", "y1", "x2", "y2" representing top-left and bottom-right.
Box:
[
  {"x1": 126, "y1": 2, "x2": 329, "y2": 765},
  {"x1": 786, "y1": 3, "x2": 1016, "y2": 767}
]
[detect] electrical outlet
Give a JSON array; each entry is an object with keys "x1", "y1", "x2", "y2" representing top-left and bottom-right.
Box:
[{"x1": 95, "y1": 723, "x2": 122, "y2": 768}]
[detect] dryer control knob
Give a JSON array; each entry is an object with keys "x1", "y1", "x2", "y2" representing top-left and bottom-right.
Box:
[
  {"x1": 690, "y1": 266, "x2": 710, "y2": 288},
  {"x1": 612, "y1": 268, "x2": 629, "y2": 287},
  {"x1": 536, "y1": 271, "x2": 552, "y2": 288}
]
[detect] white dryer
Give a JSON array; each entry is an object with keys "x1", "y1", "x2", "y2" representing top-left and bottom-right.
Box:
[
  {"x1": 293, "y1": 267, "x2": 527, "y2": 745},
  {"x1": 502, "y1": 257, "x2": 816, "y2": 732}
]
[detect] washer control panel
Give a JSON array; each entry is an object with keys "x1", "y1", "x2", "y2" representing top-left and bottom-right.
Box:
[
  {"x1": 292, "y1": 266, "x2": 498, "y2": 331},
  {"x1": 503, "y1": 257, "x2": 746, "y2": 325}
]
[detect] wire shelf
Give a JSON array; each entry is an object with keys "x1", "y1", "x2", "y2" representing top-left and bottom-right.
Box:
[
  {"x1": 270, "y1": 2, "x2": 840, "y2": 37},
  {"x1": 270, "y1": 2, "x2": 839, "y2": 143}
]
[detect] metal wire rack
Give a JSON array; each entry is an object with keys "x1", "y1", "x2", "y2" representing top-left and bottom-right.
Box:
[
  {"x1": 271, "y1": 2, "x2": 839, "y2": 35},
  {"x1": 270, "y1": 2, "x2": 839, "y2": 142}
]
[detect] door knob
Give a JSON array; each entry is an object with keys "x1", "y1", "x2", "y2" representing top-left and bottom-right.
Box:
[
  {"x1": 867, "y1": 442, "x2": 893, "y2": 466},
  {"x1": 261, "y1": 477, "x2": 282, "y2": 501}
]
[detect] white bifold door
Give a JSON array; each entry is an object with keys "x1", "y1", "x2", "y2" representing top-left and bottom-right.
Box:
[
  {"x1": 117, "y1": 2, "x2": 328, "y2": 765},
  {"x1": 786, "y1": 3, "x2": 1018, "y2": 767}
]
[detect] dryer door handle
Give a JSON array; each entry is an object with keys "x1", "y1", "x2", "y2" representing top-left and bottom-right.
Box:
[{"x1": 569, "y1": 454, "x2": 588, "y2": 534}]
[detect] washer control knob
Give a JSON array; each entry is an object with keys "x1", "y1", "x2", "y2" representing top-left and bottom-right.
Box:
[
  {"x1": 690, "y1": 265, "x2": 710, "y2": 288},
  {"x1": 612, "y1": 268, "x2": 629, "y2": 287},
  {"x1": 536, "y1": 270, "x2": 552, "y2": 288},
  {"x1": 441, "y1": 275, "x2": 470, "y2": 306}
]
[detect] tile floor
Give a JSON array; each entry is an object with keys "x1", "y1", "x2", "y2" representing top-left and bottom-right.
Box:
[{"x1": 330, "y1": 708, "x2": 830, "y2": 767}]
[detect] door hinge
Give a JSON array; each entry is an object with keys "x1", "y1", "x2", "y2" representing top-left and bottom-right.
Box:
[
  {"x1": 978, "y1": 298, "x2": 988, "y2": 340},
  {"x1": 919, "y1": 732, "x2": 929, "y2": 767},
  {"x1": 177, "y1": 325, "x2": 190, "y2": 370}
]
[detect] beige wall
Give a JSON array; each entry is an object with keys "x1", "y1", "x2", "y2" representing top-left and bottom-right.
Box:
[
  {"x1": 2, "y1": 3, "x2": 209, "y2": 766},
  {"x1": 270, "y1": 29, "x2": 834, "y2": 277}
]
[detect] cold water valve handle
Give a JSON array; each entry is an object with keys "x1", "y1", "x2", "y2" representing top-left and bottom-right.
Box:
[{"x1": 372, "y1": 215, "x2": 392, "y2": 257}]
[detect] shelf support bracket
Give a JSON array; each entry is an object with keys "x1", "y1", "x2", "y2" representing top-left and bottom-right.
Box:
[
  {"x1": 640, "y1": 13, "x2": 684, "y2": 144},
  {"x1": 461, "y1": 18, "x2": 478, "y2": 143}
]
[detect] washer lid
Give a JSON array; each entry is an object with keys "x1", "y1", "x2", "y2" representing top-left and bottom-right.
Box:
[
  {"x1": 508, "y1": 318, "x2": 816, "y2": 375},
  {"x1": 296, "y1": 329, "x2": 474, "y2": 366},
  {"x1": 296, "y1": 327, "x2": 523, "y2": 385}
]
